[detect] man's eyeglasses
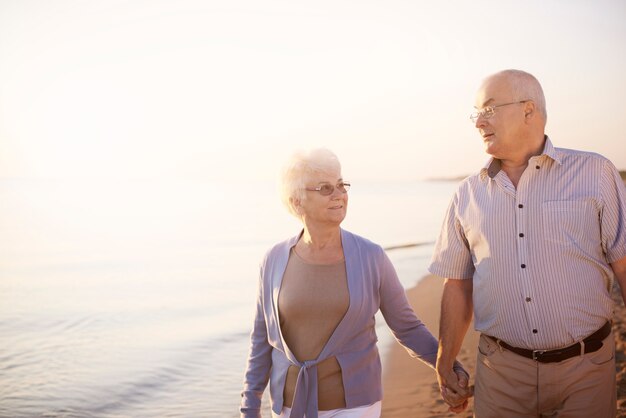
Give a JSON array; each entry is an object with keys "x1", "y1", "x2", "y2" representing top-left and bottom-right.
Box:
[
  {"x1": 469, "y1": 100, "x2": 530, "y2": 123},
  {"x1": 305, "y1": 181, "x2": 351, "y2": 196}
]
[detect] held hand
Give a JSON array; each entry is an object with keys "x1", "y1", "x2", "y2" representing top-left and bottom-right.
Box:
[{"x1": 436, "y1": 368, "x2": 473, "y2": 413}]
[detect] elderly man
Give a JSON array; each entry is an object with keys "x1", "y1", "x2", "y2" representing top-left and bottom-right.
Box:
[{"x1": 430, "y1": 69, "x2": 626, "y2": 417}]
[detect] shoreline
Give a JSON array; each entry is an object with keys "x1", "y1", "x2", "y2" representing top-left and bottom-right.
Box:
[{"x1": 381, "y1": 274, "x2": 626, "y2": 417}]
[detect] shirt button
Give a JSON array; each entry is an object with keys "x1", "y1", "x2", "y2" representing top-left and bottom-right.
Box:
[
  {"x1": 521, "y1": 264, "x2": 526, "y2": 268},
  {"x1": 525, "y1": 297, "x2": 531, "y2": 302},
  {"x1": 519, "y1": 233, "x2": 524, "y2": 237},
  {"x1": 535, "y1": 165, "x2": 540, "y2": 169},
  {"x1": 532, "y1": 329, "x2": 538, "y2": 334},
  {"x1": 518, "y1": 204, "x2": 524, "y2": 208}
]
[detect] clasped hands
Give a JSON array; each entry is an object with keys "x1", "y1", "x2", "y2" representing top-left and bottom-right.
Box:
[{"x1": 436, "y1": 367, "x2": 474, "y2": 413}]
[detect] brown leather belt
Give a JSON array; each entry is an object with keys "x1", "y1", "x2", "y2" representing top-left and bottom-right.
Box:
[{"x1": 486, "y1": 321, "x2": 612, "y2": 363}]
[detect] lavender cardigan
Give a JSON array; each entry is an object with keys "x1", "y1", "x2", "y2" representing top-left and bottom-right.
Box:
[{"x1": 240, "y1": 229, "x2": 440, "y2": 418}]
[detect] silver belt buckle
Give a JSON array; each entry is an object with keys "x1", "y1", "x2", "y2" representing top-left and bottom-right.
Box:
[{"x1": 532, "y1": 350, "x2": 546, "y2": 361}]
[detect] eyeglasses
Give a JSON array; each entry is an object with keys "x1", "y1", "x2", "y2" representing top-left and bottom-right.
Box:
[
  {"x1": 305, "y1": 181, "x2": 351, "y2": 196},
  {"x1": 469, "y1": 100, "x2": 530, "y2": 123}
]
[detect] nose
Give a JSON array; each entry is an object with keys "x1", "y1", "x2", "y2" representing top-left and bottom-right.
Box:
[
  {"x1": 474, "y1": 115, "x2": 487, "y2": 129},
  {"x1": 330, "y1": 185, "x2": 346, "y2": 199}
]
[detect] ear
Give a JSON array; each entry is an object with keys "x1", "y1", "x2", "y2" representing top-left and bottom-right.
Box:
[
  {"x1": 523, "y1": 101, "x2": 536, "y2": 122},
  {"x1": 290, "y1": 197, "x2": 303, "y2": 215}
]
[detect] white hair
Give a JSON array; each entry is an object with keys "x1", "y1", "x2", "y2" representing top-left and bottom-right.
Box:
[
  {"x1": 494, "y1": 69, "x2": 547, "y2": 123},
  {"x1": 279, "y1": 148, "x2": 341, "y2": 218}
]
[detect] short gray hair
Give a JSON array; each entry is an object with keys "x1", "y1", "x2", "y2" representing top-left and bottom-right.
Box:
[
  {"x1": 280, "y1": 148, "x2": 341, "y2": 217},
  {"x1": 493, "y1": 69, "x2": 547, "y2": 123}
]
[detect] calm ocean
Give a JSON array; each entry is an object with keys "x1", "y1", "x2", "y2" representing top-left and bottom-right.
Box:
[{"x1": 0, "y1": 178, "x2": 458, "y2": 418}]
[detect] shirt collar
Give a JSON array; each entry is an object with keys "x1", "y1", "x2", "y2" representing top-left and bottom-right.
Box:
[
  {"x1": 479, "y1": 135, "x2": 561, "y2": 180},
  {"x1": 540, "y1": 136, "x2": 561, "y2": 165}
]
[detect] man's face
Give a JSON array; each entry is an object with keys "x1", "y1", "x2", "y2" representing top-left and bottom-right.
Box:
[{"x1": 473, "y1": 76, "x2": 527, "y2": 160}]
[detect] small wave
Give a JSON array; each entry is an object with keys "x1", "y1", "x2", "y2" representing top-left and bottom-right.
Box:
[{"x1": 35, "y1": 333, "x2": 250, "y2": 417}]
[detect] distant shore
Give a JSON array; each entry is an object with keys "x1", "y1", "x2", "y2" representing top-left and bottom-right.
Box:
[{"x1": 429, "y1": 169, "x2": 625, "y2": 183}]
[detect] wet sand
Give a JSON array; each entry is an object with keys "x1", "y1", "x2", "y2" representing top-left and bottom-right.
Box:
[
  {"x1": 381, "y1": 275, "x2": 477, "y2": 418},
  {"x1": 381, "y1": 274, "x2": 626, "y2": 417}
]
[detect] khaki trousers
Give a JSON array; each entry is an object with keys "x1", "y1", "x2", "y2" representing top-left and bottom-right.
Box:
[{"x1": 474, "y1": 332, "x2": 616, "y2": 418}]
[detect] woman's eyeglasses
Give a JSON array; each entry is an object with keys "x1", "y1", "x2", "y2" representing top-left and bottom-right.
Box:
[{"x1": 305, "y1": 181, "x2": 351, "y2": 196}]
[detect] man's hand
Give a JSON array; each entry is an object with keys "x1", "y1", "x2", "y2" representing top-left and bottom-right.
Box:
[
  {"x1": 437, "y1": 368, "x2": 473, "y2": 413},
  {"x1": 436, "y1": 278, "x2": 474, "y2": 413}
]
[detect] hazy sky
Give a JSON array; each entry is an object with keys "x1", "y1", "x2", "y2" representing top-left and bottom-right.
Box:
[{"x1": 1, "y1": 0, "x2": 625, "y2": 182}]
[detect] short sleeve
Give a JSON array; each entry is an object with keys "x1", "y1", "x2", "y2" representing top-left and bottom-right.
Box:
[
  {"x1": 599, "y1": 159, "x2": 626, "y2": 263},
  {"x1": 428, "y1": 191, "x2": 474, "y2": 279}
]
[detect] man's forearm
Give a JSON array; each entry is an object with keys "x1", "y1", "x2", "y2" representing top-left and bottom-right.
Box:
[
  {"x1": 611, "y1": 256, "x2": 626, "y2": 306},
  {"x1": 437, "y1": 278, "x2": 473, "y2": 371}
]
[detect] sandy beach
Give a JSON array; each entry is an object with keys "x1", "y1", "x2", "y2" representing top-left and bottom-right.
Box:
[{"x1": 381, "y1": 274, "x2": 626, "y2": 418}]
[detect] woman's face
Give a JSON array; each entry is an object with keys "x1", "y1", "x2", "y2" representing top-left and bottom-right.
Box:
[{"x1": 297, "y1": 168, "x2": 348, "y2": 227}]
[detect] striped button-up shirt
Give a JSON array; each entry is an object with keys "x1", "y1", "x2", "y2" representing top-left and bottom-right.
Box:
[{"x1": 429, "y1": 137, "x2": 626, "y2": 350}]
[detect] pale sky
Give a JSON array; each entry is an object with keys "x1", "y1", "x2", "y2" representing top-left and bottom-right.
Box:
[{"x1": 1, "y1": 0, "x2": 625, "y2": 182}]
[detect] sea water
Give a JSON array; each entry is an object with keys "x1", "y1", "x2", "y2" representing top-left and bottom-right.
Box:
[{"x1": 0, "y1": 178, "x2": 458, "y2": 417}]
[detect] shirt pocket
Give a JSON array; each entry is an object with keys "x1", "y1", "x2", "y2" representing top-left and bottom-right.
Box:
[{"x1": 542, "y1": 200, "x2": 600, "y2": 249}]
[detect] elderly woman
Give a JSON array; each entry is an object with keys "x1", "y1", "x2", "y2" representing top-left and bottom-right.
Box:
[{"x1": 240, "y1": 149, "x2": 467, "y2": 418}]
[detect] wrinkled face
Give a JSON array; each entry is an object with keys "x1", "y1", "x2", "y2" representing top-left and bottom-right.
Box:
[
  {"x1": 474, "y1": 75, "x2": 528, "y2": 160},
  {"x1": 296, "y1": 168, "x2": 348, "y2": 227}
]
